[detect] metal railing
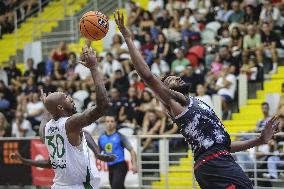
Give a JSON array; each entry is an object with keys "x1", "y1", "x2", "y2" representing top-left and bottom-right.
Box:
[
  {"x1": 133, "y1": 133, "x2": 284, "y2": 189},
  {"x1": 1, "y1": 133, "x2": 284, "y2": 188}
]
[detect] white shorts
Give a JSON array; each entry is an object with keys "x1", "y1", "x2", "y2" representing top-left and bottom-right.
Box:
[{"x1": 51, "y1": 177, "x2": 100, "y2": 189}]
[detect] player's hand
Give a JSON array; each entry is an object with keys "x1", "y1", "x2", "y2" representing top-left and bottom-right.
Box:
[
  {"x1": 9, "y1": 152, "x2": 22, "y2": 161},
  {"x1": 96, "y1": 154, "x2": 117, "y2": 162},
  {"x1": 40, "y1": 89, "x2": 47, "y2": 105},
  {"x1": 114, "y1": 11, "x2": 132, "y2": 39},
  {"x1": 132, "y1": 164, "x2": 138, "y2": 174},
  {"x1": 259, "y1": 115, "x2": 280, "y2": 144},
  {"x1": 78, "y1": 46, "x2": 98, "y2": 69}
]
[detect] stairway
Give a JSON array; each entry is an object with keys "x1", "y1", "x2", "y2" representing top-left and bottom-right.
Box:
[{"x1": 0, "y1": 0, "x2": 88, "y2": 66}]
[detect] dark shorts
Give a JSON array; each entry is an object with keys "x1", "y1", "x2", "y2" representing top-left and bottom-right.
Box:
[
  {"x1": 194, "y1": 147, "x2": 253, "y2": 189},
  {"x1": 221, "y1": 94, "x2": 233, "y2": 103}
]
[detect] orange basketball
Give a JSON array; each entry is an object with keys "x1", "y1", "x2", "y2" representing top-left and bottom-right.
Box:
[{"x1": 79, "y1": 11, "x2": 109, "y2": 41}]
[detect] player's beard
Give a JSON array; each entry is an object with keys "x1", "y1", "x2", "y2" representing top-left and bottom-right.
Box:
[{"x1": 171, "y1": 83, "x2": 191, "y2": 95}]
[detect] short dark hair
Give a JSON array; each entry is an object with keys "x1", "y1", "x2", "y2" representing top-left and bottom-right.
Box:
[
  {"x1": 261, "y1": 102, "x2": 269, "y2": 106},
  {"x1": 105, "y1": 111, "x2": 117, "y2": 121},
  {"x1": 161, "y1": 74, "x2": 171, "y2": 82}
]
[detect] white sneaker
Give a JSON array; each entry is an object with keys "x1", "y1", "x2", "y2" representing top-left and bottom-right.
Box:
[
  {"x1": 263, "y1": 173, "x2": 277, "y2": 179},
  {"x1": 269, "y1": 63, "x2": 278, "y2": 74}
]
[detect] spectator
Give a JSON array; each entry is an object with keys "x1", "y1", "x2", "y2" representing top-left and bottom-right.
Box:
[
  {"x1": 119, "y1": 87, "x2": 140, "y2": 125},
  {"x1": 142, "y1": 109, "x2": 165, "y2": 151},
  {"x1": 179, "y1": 8, "x2": 199, "y2": 32},
  {"x1": 109, "y1": 88, "x2": 125, "y2": 121},
  {"x1": 24, "y1": 58, "x2": 38, "y2": 80},
  {"x1": 84, "y1": 88, "x2": 96, "y2": 109},
  {"x1": 230, "y1": 27, "x2": 242, "y2": 58},
  {"x1": 23, "y1": 77, "x2": 37, "y2": 95},
  {"x1": 150, "y1": 55, "x2": 170, "y2": 77},
  {"x1": 228, "y1": 0, "x2": 244, "y2": 24},
  {"x1": 171, "y1": 48, "x2": 190, "y2": 74},
  {"x1": 181, "y1": 65, "x2": 204, "y2": 94},
  {"x1": 153, "y1": 32, "x2": 170, "y2": 61},
  {"x1": 196, "y1": 84, "x2": 213, "y2": 108},
  {"x1": 219, "y1": 28, "x2": 232, "y2": 47},
  {"x1": 259, "y1": 0, "x2": 283, "y2": 29},
  {"x1": 166, "y1": 9, "x2": 181, "y2": 42},
  {"x1": 216, "y1": 65, "x2": 237, "y2": 119},
  {"x1": 102, "y1": 52, "x2": 123, "y2": 78},
  {"x1": 262, "y1": 139, "x2": 284, "y2": 179},
  {"x1": 11, "y1": 111, "x2": 35, "y2": 137},
  {"x1": 0, "y1": 80, "x2": 15, "y2": 111},
  {"x1": 0, "y1": 112, "x2": 10, "y2": 137},
  {"x1": 25, "y1": 92, "x2": 44, "y2": 131},
  {"x1": 141, "y1": 32, "x2": 155, "y2": 65},
  {"x1": 129, "y1": 71, "x2": 145, "y2": 92},
  {"x1": 240, "y1": 57, "x2": 258, "y2": 81},
  {"x1": 4, "y1": 60, "x2": 21, "y2": 85},
  {"x1": 111, "y1": 69, "x2": 130, "y2": 97},
  {"x1": 136, "y1": 89, "x2": 154, "y2": 114},
  {"x1": 46, "y1": 41, "x2": 69, "y2": 75},
  {"x1": 259, "y1": 22, "x2": 281, "y2": 74},
  {"x1": 147, "y1": 0, "x2": 164, "y2": 13},
  {"x1": 42, "y1": 76, "x2": 57, "y2": 94},
  {"x1": 66, "y1": 52, "x2": 79, "y2": 81},
  {"x1": 110, "y1": 34, "x2": 123, "y2": 58},
  {"x1": 215, "y1": 1, "x2": 233, "y2": 23},
  {"x1": 256, "y1": 102, "x2": 272, "y2": 132},
  {"x1": 219, "y1": 45, "x2": 238, "y2": 71},
  {"x1": 243, "y1": 4, "x2": 258, "y2": 25},
  {"x1": 242, "y1": 25, "x2": 262, "y2": 65},
  {"x1": 139, "y1": 10, "x2": 154, "y2": 33},
  {"x1": 52, "y1": 61, "x2": 66, "y2": 81},
  {"x1": 155, "y1": 9, "x2": 172, "y2": 30}
]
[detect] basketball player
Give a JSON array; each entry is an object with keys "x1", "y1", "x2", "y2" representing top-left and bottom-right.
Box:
[
  {"x1": 16, "y1": 46, "x2": 110, "y2": 189},
  {"x1": 9, "y1": 130, "x2": 116, "y2": 167},
  {"x1": 114, "y1": 11, "x2": 280, "y2": 189}
]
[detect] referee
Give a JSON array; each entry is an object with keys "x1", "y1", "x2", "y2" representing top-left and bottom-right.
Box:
[{"x1": 99, "y1": 114, "x2": 138, "y2": 189}]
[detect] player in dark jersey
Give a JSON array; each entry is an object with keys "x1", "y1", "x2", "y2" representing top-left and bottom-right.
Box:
[{"x1": 114, "y1": 11, "x2": 280, "y2": 189}]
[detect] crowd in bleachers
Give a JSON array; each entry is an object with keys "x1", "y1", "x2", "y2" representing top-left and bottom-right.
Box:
[
  {"x1": 0, "y1": 0, "x2": 284, "y2": 161},
  {"x1": 0, "y1": 0, "x2": 43, "y2": 37}
]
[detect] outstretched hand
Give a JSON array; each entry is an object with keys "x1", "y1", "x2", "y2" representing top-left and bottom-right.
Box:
[
  {"x1": 96, "y1": 154, "x2": 117, "y2": 162},
  {"x1": 259, "y1": 115, "x2": 280, "y2": 144},
  {"x1": 9, "y1": 152, "x2": 22, "y2": 161},
  {"x1": 78, "y1": 46, "x2": 98, "y2": 69},
  {"x1": 114, "y1": 10, "x2": 132, "y2": 39},
  {"x1": 40, "y1": 89, "x2": 48, "y2": 105}
]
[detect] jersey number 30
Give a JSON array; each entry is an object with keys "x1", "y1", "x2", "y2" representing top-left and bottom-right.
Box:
[{"x1": 46, "y1": 134, "x2": 65, "y2": 159}]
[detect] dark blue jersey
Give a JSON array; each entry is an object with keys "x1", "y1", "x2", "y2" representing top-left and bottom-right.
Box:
[{"x1": 173, "y1": 96, "x2": 231, "y2": 158}]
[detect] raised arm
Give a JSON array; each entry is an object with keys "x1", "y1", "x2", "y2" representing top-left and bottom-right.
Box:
[
  {"x1": 114, "y1": 11, "x2": 183, "y2": 111},
  {"x1": 39, "y1": 90, "x2": 53, "y2": 143},
  {"x1": 230, "y1": 116, "x2": 279, "y2": 153},
  {"x1": 65, "y1": 46, "x2": 110, "y2": 132},
  {"x1": 10, "y1": 152, "x2": 51, "y2": 168}
]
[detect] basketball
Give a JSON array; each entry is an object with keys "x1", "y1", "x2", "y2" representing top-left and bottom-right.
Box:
[{"x1": 79, "y1": 11, "x2": 109, "y2": 41}]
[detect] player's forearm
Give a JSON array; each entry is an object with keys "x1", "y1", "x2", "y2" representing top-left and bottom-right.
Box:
[
  {"x1": 230, "y1": 138, "x2": 263, "y2": 153},
  {"x1": 84, "y1": 131, "x2": 100, "y2": 155},
  {"x1": 125, "y1": 38, "x2": 154, "y2": 81},
  {"x1": 90, "y1": 65, "x2": 109, "y2": 109},
  {"x1": 130, "y1": 150, "x2": 137, "y2": 166},
  {"x1": 20, "y1": 158, "x2": 52, "y2": 168}
]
